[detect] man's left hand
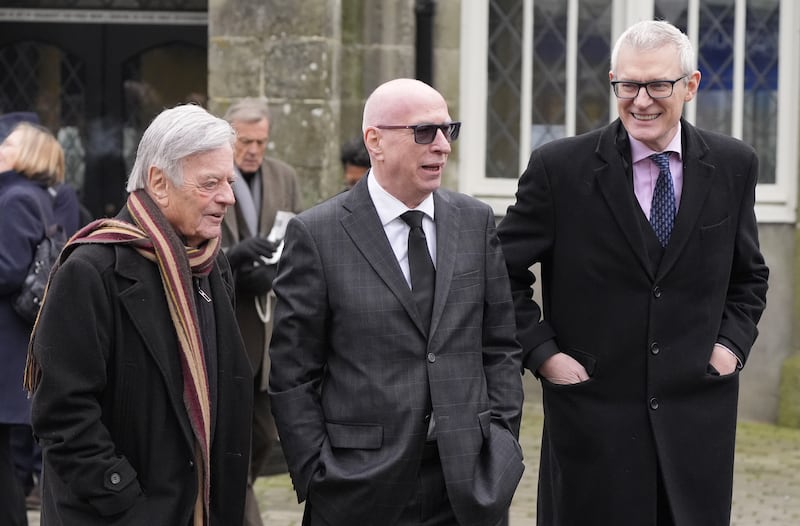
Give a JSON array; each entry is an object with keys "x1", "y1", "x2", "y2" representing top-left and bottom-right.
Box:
[
  {"x1": 709, "y1": 344, "x2": 739, "y2": 376},
  {"x1": 236, "y1": 263, "x2": 277, "y2": 295}
]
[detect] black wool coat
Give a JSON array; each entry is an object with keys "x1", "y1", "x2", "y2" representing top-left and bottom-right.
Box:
[
  {"x1": 498, "y1": 119, "x2": 768, "y2": 526},
  {"x1": 30, "y1": 214, "x2": 253, "y2": 526}
]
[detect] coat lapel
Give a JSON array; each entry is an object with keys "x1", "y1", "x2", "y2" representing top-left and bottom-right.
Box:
[
  {"x1": 115, "y1": 246, "x2": 196, "y2": 449},
  {"x1": 595, "y1": 121, "x2": 655, "y2": 280},
  {"x1": 340, "y1": 179, "x2": 424, "y2": 333},
  {"x1": 657, "y1": 120, "x2": 715, "y2": 278},
  {"x1": 429, "y1": 191, "x2": 458, "y2": 338}
]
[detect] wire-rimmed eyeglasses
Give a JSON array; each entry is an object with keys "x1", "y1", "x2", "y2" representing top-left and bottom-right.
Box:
[
  {"x1": 610, "y1": 75, "x2": 688, "y2": 100},
  {"x1": 375, "y1": 122, "x2": 461, "y2": 144}
]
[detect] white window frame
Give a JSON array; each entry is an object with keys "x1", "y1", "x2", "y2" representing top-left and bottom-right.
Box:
[{"x1": 459, "y1": 0, "x2": 799, "y2": 223}]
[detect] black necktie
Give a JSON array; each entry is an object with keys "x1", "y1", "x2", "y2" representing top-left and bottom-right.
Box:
[
  {"x1": 400, "y1": 211, "x2": 435, "y2": 333},
  {"x1": 649, "y1": 152, "x2": 676, "y2": 247}
]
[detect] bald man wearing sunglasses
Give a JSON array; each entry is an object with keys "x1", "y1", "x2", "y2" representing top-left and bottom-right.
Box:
[{"x1": 268, "y1": 78, "x2": 525, "y2": 526}]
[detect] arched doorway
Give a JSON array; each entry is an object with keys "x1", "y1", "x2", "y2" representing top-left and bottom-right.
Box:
[{"x1": 0, "y1": 11, "x2": 207, "y2": 218}]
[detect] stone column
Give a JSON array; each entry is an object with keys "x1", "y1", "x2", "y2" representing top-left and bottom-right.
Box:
[
  {"x1": 208, "y1": 0, "x2": 342, "y2": 205},
  {"x1": 208, "y1": 0, "x2": 458, "y2": 204}
]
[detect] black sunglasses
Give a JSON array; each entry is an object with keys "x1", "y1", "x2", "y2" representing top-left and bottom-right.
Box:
[{"x1": 375, "y1": 122, "x2": 461, "y2": 144}]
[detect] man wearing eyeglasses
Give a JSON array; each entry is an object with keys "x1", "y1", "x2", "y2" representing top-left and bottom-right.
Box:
[
  {"x1": 268, "y1": 78, "x2": 524, "y2": 526},
  {"x1": 220, "y1": 98, "x2": 303, "y2": 526},
  {"x1": 497, "y1": 20, "x2": 768, "y2": 526}
]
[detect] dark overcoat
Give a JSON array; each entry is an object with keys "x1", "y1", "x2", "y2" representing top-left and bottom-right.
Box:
[
  {"x1": 0, "y1": 169, "x2": 54, "y2": 425},
  {"x1": 269, "y1": 178, "x2": 525, "y2": 526},
  {"x1": 29, "y1": 210, "x2": 253, "y2": 525},
  {"x1": 221, "y1": 156, "x2": 302, "y2": 386},
  {"x1": 497, "y1": 119, "x2": 768, "y2": 526}
]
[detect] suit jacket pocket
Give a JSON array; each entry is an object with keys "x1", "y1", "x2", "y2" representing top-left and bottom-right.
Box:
[
  {"x1": 478, "y1": 410, "x2": 492, "y2": 440},
  {"x1": 325, "y1": 421, "x2": 383, "y2": 449},
  {"x1": 450, "y1": 268, "x2": 481, "y2": 291}
]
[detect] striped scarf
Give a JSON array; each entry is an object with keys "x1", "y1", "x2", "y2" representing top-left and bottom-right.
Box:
[{"x1": 24, "y1": 189, "x2": 217, "y2": 526}]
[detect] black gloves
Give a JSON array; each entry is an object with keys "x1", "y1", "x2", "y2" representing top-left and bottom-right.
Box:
[
  {"x1": 226, "y1": 237, "x2": 277, "y2": 270},
  {"x1": 236, "y1": 262, "x2": 277, "y2": 296}
]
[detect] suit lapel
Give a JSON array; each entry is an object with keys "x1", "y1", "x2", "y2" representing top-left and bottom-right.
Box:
[
  {"x1": 340, "y1": 180, "x2": 424, "y2": 333},
  {"x1": 429, "y1": 191, "x2": 457, "y2": 337},
  {"x1": 657, "y1": 121, "x2": 715, "y2": 278},
  {"x1": 595, "y1": 121, "x2": 655, "y2": 280}
]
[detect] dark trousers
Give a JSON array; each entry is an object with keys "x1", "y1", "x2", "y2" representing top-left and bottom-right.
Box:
[
  {"x1": 0, "y1": 425, "x2": 28, "y2": 526},
  {"x1": 304, "y1": 443, "x2": 508, "y2": 526},
  {"x1": 10, "y1": 424, "x2": 41, "y2": 494}
]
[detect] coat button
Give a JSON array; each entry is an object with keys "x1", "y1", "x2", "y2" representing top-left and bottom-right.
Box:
[
  {"x1": 649, "y1": 397, "x2": 659, "y2": 410},
  {"x1": 652, "y1": 286, "x2": 662, "y2": 298},
  {"x1": 427, "y1": 353, "x2": 436, "y2": 363},
  {"x1": 188, "y1": 459, "x2": 195, "y2": 471},
  {"x1": 649, "y1": 342, "x2": 660, "y2": 355},
  {"x1": 110, "y1": 472, "x2": 121, "y2": 485}
]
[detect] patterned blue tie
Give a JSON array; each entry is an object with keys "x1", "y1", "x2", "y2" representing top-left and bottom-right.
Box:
[{"x1": 649, "y1": 152, "x2": 676, "y2": 247}]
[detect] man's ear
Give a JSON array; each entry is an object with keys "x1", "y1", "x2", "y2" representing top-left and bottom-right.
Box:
[
  {"x1": 148, "y1": 166, "x2": 169, "y2": 206},
  {"x1": 364, "y1": 128, "x2": 383, "y2": 162}
]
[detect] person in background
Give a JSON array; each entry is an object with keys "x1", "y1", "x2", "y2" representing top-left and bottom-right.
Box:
[
  {"x1": 0, "y1": 119, "x2": 63, "y2": 526},
  {"x1": 339, "y1": 135, "x2": 370, "y2": 189},
  {"x1": 24, "y1": 104, "x2": 253, "y2": 525},
  {"x1": 220, "y1": 97, "x2": 303, "y2": 526},
  {"x1": 0, "y1": 115, "x2": 82, "y2": 514},
  {"x1": 497, "y1": 20, "x2": 769, "y2": 525},
  {"x1": 268, "y1": 78, "x2": 524, "y2": 526}
]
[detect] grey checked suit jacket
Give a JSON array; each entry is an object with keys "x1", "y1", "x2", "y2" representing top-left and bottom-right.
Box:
[{"x1": 268, "y1": 175, "x2": 525, "y2": 526}]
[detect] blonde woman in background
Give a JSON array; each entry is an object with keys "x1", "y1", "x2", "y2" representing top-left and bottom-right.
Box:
[{"x1": 0, "y1": 120, "x2": 64, "y2": 526}]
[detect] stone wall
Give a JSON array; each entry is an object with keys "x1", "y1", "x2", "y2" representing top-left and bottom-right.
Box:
[{"x1": 208, "y1": 0, "x2": 456, "y2": 208}]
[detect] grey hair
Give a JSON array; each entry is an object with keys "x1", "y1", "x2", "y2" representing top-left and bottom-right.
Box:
[
  {"x1": 126, "y1": 104, "x2": 235, "y2": 192},
  {"x1": 222, "y1": 97, "x2": 272, "y2": 124},
  {"x1": 610, "y1": 20, "x2": 696, "y2": 77}
]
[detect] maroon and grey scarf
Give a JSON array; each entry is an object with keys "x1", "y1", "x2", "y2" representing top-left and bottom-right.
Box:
[{"x1": 24, "y1": 189, "x2": 218, "y2": 525}]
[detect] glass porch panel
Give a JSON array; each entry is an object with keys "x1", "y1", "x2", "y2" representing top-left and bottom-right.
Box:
[
  {"x1": 0, "y1": 41, "x2": 87, "y2": 193},
  {"x1": 530, "y1": 0, "x2": 567, "y2": 150},
  {"x1": 486, "y1": 0, "x2": 523, "y2": 179},
  {"x1": 575, "y1": 0, "x2": 611, "y2": 135},
  {"x1": 743, "y1": 0, "x2": 778, "y2": 184},
  {"x1": 121, "y1": 43, "x2": 207, "y2": 175},
  {"x1": 695, "y1": 0, "x2": 735, "y2": 135}
]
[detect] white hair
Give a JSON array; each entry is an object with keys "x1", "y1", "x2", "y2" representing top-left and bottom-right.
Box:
[
  {"x1": 126, "y1": 104, "x2": 235, "y2": 192},
  {"x1": 610, "y1": 20, "x2": 696, "y2": 77}
]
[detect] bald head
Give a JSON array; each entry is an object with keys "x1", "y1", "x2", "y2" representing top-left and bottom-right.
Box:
[
  {"x1": 360, "y1": 78, "x2": 454, "y2": 208},
  {"x1": 362, "y1": 78, "x2": 447, "y2": 132}
]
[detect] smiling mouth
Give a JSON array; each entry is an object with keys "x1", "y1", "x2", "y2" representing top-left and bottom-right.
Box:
[{"x1": 633, "y1": 113, "x2": 660, "y2": 121}]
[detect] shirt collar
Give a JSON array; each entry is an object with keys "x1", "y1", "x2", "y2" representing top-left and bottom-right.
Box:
[
  {"x1": 629, "y1": 121, "x2": 683, "y2": 163},
  {"x1": 367, "y1": 170, "x2": 435, "y2": 226}
]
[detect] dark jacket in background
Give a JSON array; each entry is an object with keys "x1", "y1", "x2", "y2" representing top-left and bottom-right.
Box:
[{"x1": 0, "y1": 169, "x2": 54, "y2": 425}]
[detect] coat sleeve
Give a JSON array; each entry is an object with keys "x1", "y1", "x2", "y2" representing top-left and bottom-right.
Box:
[
  {"x1": 717, "y1": 149, "x2": 769, "y2": 362},
  {"x1": 268, "y1": 216, "x2": 328, "y2": 502},
  {"x1": 496, "y1": 150, "x2": 561, "y2": 374},
  {"x1": 30, "y1": 251, "x2": 144, "y2": 516}
]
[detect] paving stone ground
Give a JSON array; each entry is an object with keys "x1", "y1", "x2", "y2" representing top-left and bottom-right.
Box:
[{"x1": 27, "y1": 378, "x2": 800, "y2": 525}]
